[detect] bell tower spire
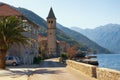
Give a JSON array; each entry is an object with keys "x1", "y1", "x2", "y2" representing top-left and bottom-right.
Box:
[
  {"x1": 47, "y1": 7, "x2": 56, "y2": 19},
  {"x1": 47, "y1": 8, "x2": 57, "y2": 57}
]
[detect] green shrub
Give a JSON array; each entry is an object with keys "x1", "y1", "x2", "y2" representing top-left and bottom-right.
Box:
[
  {"x1": 33, "y1": 56, "x2": 41, "y2": 64},
  {"x1": 60, "y1": 53, "x2": 67, "y2": 59}
]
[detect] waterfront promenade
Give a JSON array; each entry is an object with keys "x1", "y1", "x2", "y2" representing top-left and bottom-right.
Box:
[{"x1": 0, "y1": 58, "x2": 97, "y2": 80}]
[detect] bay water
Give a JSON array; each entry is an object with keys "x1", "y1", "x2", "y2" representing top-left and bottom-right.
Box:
[{"x1": 95, "y1": 53, "x2": 120, "y2": 71}]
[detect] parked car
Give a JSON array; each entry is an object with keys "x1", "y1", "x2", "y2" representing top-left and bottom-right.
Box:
[{"x1": 6, "y1": 56, "x2": 21, "y2": 66}]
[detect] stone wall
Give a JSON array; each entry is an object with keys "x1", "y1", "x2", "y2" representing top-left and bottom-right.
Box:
[
  {"x1": 66, "y1": 60, "x2": 120, "y2": 80},
  {"x1": 97, "y1": 68, "x2": 120, "y2": 80},
  {"x1": 66, "y1": 60, "x2": 97, "y2": 78}
]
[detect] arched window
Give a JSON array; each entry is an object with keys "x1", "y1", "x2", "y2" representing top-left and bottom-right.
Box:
[
  {"x1": 51, "y1": 21, "x2": 53, "y2": 24},
  {"x1": 48, "y1": 21, "x2": 50, "y2": 23}
]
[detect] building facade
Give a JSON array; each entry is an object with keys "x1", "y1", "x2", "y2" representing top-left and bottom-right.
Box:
[{"x1": 0, "y1": 3, "x2": 39, "y2": 64}]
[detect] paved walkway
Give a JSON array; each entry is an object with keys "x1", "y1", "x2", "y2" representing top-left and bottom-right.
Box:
[
  {"x1": 29, "y1": 58, "x2": 97, "y2": 80},
  {"x1": 0, "y1": 58, "x2": 97, "y2": 80},
  {"x1": 0, "y1": 69, "x2": 28, "y2": 80}
]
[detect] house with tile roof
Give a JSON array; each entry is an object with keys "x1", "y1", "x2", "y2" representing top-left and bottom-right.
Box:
[{"x1": 0, "y1": 3, "x2": 39, "y2": 64}]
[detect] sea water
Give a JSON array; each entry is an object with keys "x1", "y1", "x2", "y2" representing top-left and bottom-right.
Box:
[{"x1": 96, "y1": 53, "x2": 120, "y2": 71}]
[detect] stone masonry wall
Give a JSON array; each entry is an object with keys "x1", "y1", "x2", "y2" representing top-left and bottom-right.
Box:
[
  {"x1": 97, "y1": 68, "x2": 120, "y2": 80},
  {"x1": 66, "y1": 60, "x2": 97, "y2": 78},
  {"x1": 66, "y1": 60, "x2": 120, "y2": 80}
]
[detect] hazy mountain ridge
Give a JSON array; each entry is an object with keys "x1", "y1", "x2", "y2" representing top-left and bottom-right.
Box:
[
  {"x1": 71, "y1": 24, "x2": 120, "y2": 53},
  {"x1": 57, "y1": 24, "x2": 110, "y2": 53},
  {"x1": 16, "y1": 7, "x2": 110, "y2": 53}
]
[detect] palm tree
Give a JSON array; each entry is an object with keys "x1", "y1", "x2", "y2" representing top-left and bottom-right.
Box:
[{"x1": 0, "y1": 16, "x2": 30, "y2": 69}]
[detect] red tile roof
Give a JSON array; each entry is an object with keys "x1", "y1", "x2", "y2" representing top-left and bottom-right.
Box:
[{"x1": 0, "y1": 3, "x2": 22, "y2": 16}]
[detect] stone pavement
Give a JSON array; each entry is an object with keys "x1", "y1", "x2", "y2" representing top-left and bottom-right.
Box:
[
  {"x1": 0, "y1": 69, "x2": 28, "y2": 80},
  {"x1": 0, "y1": 58, "x2": 97, "y2": 80},
  {"x1": 0, "y1": 65, "x2": 40, "y2": 80},
  {"x1": 28, "y1": 58, "x2": 97, "y2": 80}
]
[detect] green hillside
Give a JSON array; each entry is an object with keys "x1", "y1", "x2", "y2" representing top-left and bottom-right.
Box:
[{"x1": 16, "y1": 7, "x2": 110, "y2": 53}]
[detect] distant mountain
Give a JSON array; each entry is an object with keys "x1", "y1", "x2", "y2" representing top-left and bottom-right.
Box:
[
  {"x1": 71, "y1": 24, "x2": 120, "y2": 53},
  {"x1": 57, "y1": 24, "x2": 110, "y2": 53},
  {"x1": 16, "y1": 7, "x2": 110, "y2": 53}
]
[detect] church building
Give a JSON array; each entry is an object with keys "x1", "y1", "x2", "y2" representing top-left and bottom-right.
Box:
[{"x1": 38, "y1": 8, "x2": 70, "y2": 58}]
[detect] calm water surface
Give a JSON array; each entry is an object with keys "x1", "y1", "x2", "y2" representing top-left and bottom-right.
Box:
[{"x1": 96, "y1": 53, "x2": 120, "y2": 71}]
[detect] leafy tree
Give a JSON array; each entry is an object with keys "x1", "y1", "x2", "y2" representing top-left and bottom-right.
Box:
[
  {"x1": 67, "y1": 45, "x2": 78, "y2": 59},
  {"x1": 0, "y1": 16, "x2": 29, "y2": 69}
]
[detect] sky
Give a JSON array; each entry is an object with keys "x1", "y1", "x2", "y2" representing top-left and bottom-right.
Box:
[{"x1": 0, "y1": 0, "x2": 120, "y2": 29}]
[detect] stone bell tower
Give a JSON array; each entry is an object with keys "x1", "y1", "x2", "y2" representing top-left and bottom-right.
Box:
[{"x1": 47, "y1": 8, "x2": 56, "y2": 57}]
